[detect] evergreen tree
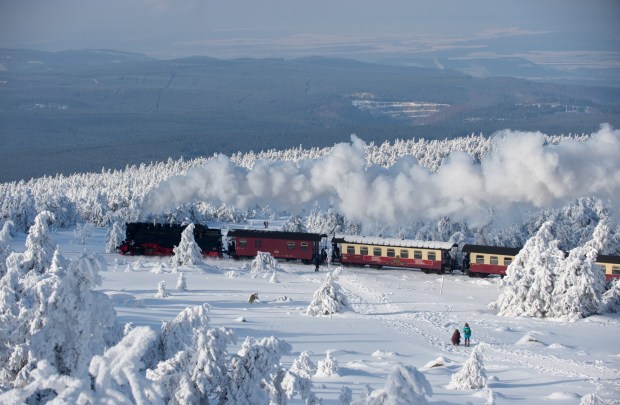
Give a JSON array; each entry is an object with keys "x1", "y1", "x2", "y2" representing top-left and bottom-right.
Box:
[
  {"x1": 552, "y1": 219, "x2": 608, "y2": 319},
  {"x1": 306, "y1": 268, "x2": 347, "y2": 316},
  {"x1": 447, "y1": 345, "x2": 487, "y2": 390},
  {"x1": 171, "y1": 224, "x2": 203, "y2": 267},
  {"x1": 105, "y1": 221, "x2": 125, "y2": 254},
  {"x1": 494, "y1": 221, "x2": 563, "y2": 317}
]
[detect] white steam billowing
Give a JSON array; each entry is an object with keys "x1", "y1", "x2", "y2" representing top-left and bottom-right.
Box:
[{"x1": 145, "y1": 125, "x2": 620, "y2": 225}]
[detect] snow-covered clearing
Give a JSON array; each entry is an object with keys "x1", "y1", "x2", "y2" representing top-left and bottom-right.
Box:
[{"x1": 10, "y1": 227, "x2": 619, "y2": 404}]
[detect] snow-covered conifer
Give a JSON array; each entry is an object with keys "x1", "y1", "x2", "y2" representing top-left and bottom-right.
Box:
[
  {"x1": 250, "y1": 251, "x2": 280, "y2": 278},
  {"x1": 223, "y1": 336, "x2": 292, "y2": 405},
  {"x1": 602, "y1": 279, "x2": 620, "y2": 313},
  {"x1": 29, "y1": 252, "x2": 118, "y2": 378},
  {"x1": 282, "y1": 215, "x2": 307, "y2": 233},
  {"x1": 160, "y1": 304, "x2": 212, "y2": 359},
  {"x1": 494, "y1": 221, "x2": 563, "y2": 317},
  {"x1": 290, "y1": 351, "x2": 316, "y2": 377},
  {"x1": 147, "y1": 325, "x2": 235, "y2": 404},
  {"x1": 353, "y1": 364, "x2": 432, "y2": 405},
  {"x1": 447, "y1": 345, "x2": 487, "y2": 390},
  {"x1": 306, "y1": 269, "x2": 346, "y2": 316},
  {"x1": 552, "y1": 219, "x2": 608, "y2": 319},
  {"x1": 0, "y1": 221, "x2": 14, "y2": 277},
  {"x1": 73, "y1": 222, "x2": 93, "y2": 245},
  {"x1": 171, "y1": 223, "x2": 203, "y2": 267},
  {"x1": 315, "y1": 351, "x2": 339, "y2": 377},
  {"x1": 22, "y1": 211, "x2": 56, "y2": 275},
  {"x1": 339, "y1": 386, "x2": 353, "y2": 405},
  {"x1": 151, "y1": 261, "x2": 165, "y2": 274},
  {"x1": 105, "y1": 221, "x2": 125, "y2": 253},
  {"x1": 155, "y1": 280, "x2": 169, "y2": 298},
  {"x1": 176, "y1": 272, "x2": 187, "y2": 291}
]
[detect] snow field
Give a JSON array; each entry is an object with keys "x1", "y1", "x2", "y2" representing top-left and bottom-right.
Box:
[{"x1": 8, "y1": 227, "x2": 620, "y2": 404}]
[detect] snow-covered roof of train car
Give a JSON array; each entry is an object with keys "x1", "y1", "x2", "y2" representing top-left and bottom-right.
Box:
[{"x1": 333, "y1": 234, "x2": 456, "y2": 250}]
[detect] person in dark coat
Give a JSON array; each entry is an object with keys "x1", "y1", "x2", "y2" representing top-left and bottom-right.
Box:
[
  {"x1": 451, "y1": 329, "x2": 461, "y2": 346},
  {"x1": 313, "y1": 254, "x2": 320, "y2": 272}
]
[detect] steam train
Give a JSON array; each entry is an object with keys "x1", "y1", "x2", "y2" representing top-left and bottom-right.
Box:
[{"x1": 116, "y1": 222, "x2": 620, "y2": 281}]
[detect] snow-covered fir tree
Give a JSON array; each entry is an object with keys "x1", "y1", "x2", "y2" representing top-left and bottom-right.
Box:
[
  {"x1": 339, "y1": 386, "x2": 353, "y2": 405},
  {"x1": 602, "y1": 279, "x2": 620, "y2": 313},
  {"x1": 176, "y1": 272, "x2": 187, "y2": 291},
  {"x1": 250, "y1": 251, "x2": 281, "y2": 278},
  {"x1": 306, "y1": 268, "x2": 347, "y2": 316},
  {"x1": 551, "y1": 219, "x2": 609, "y2": 319},
  {"x1": 281, "y1": 215, "x2": 307, "y2": 233},
  {"x1": 353, "y1": 364, "x2": 432, "y2": 405},
  {"x1": 447, "y1": 345, "x2": 487, "y2": 390},
  {"x1": 155, "y1": 280, "x2": 169, "y2": 298},
  {"x1": 171, "y1": 223, "x2": 203, "y2": 267},
  {"x1": 105, "y1": 221, "x2": 125, "y2": 254},
  {"x1": 19, "y1": 211, "x2": 56, "y2": 275},
  {"x1": 0, "y1": 221, "x2": 13, "y2": 277},
  {"x1": 494, "y1": 221, "x2": 564, "y2": 317},
  {"x1": 290, "y1": 351, "x2": 316, "y2": 377},
  {"x1": 147, "y1": 310, "x2": 235, "y2": 404},
  {"x1": 315, "y1": 351, "x2": 339, "y2": 377},
  {"x1": 223, "y1": 336, "x2": 294, "y2": 405},
  {"x1": 0, "y1": 327, "x2": 163, "y2": 404}
]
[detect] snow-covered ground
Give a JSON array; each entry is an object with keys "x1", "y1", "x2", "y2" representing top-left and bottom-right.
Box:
[{"x1": 10, "y1": 226, "x2": 619, "y2": 404}]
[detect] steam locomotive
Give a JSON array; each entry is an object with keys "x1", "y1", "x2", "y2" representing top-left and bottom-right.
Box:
[{"x1": 116, "y1": 222, "x2": 620, "y2": 281}]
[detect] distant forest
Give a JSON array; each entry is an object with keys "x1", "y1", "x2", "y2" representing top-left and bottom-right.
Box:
[{"x1": 1, "y1": 48, "x2": 619, "y2": 182}]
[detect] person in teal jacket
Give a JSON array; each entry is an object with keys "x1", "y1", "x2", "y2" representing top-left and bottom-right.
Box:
[{"x1": 463, "y1": 323, "x2": 471, "y2": 347}]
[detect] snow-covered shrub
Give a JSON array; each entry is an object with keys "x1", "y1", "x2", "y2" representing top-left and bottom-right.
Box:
[
  {"x1": 250, "y1": 251, "x2": 281, "y2": 278},
  {"x1": 171, "y1": 223, "x2": 203, "y2": 267},
  {"x1": 105, "y1": 221, "x2": 125, "y2": 253},
  {"x1": 155, "y1": 280, "x2": 169, "y2": 298},
  {"x1": 269, "y1": 271, "x2": 279, "y2": 283},
  {"x1": 447, "y1": 345, "x2": 487, "y2": 390},
  {"x1": 315, "y1": 351, "x2": 339, "y2": 377},
  {"x1": 176, "y1": 272, "x2": 187, "y2": 291},
  {"x1": 353, "y1": 364, "x2": 432, "y2": 405},
  {"x1": 306, "y1": 269, "x2": 346, "y2": 316}
]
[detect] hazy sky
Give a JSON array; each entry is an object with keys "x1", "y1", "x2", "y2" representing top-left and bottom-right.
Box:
[{"x1": 1, "y1": 0, "x2": 619, "y2": 65}]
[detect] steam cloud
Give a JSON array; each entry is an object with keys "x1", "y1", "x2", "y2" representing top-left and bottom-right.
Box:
[{"x1": 145, "y1": 125, "x2": 620, "y2": 226}]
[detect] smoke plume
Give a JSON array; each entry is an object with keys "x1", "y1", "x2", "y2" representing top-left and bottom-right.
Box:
[{"x1": 144, "y1": 125, "x2": 620, "y2": 226}]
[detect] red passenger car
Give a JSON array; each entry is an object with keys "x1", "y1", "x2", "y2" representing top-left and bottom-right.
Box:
[{"x1": 226, "y1": 229, "x2": 327, "y2": 263}]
